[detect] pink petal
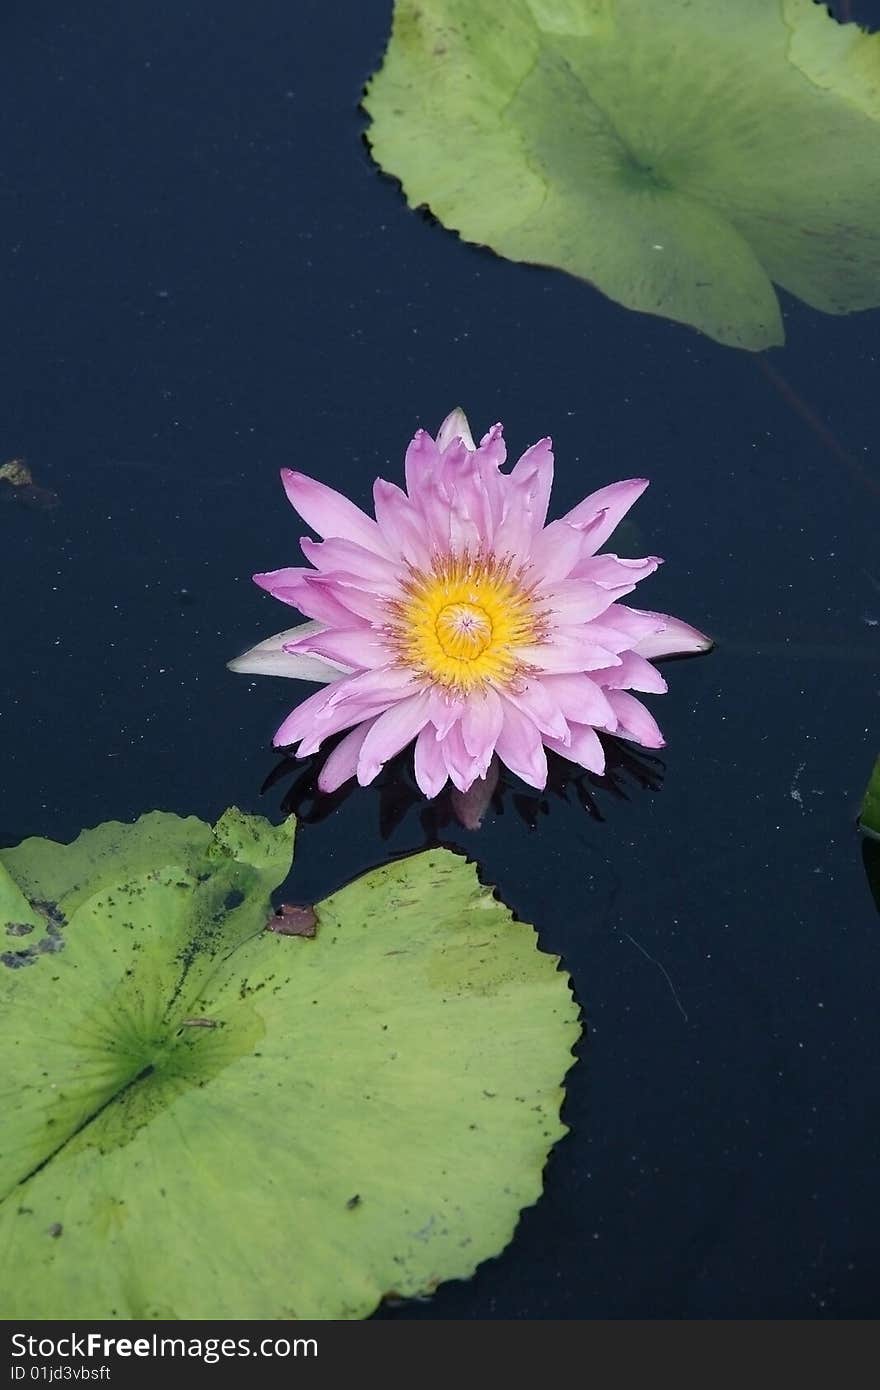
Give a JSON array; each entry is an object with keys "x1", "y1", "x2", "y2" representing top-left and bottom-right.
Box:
[
  {"x1": 605, "y1": 690, "x2": 665, "y2": 748},
  {"x1": 317, "y1": 720, "x2": 377, "y2": 793},
  {"x1": 543, "y1": 722, "x2": 606, "y2": 775},
  {"x1": 273, "y1": 683, "x2": 338, "y2": 748},
  {"x1": 325, "y1": 665, "x2": 420, "y2": 713},
  {"x1": 254, "y1": 569, "x2": 366, "y2": 627},
  {"x1": 284, "y1": 626, "x2": 388, "y2": 670},
  {"x1": 460, "y1": 686, "x2": 504, "y2": 760},
  {"x1": 414, "y1": 723, "x2": 449, "y2": 798},
  {"x1": 540, "y1": 578, "x2": 630, "y2": 624},
  {"x1": 509, "y1": 437, "x2": 553, "y2": 534},
  {"x1": 296, "y1": 694, "x2": 399, "y2": 756},
  {"x1": 630, "y1": 611, "x2": 714, "y2": 659},
  {"x1": 518, "y1": 630, "x2": 623, "y2": 674},
  {"x1": 228, "y1": 623, "x2": 352, "y2": 683},
  {"x1": 495, "y1": 698, "x2": 549, "y2": 790},
  {"x1": 411, "y1": 475, "x2": 457, "y2": 553},
  {"x1": 491, "y1": 492, "x2": 538, "y2": 567},
  {"x1": 373, "y1": 478, "x2": 431, "y2": 568},
  {"x1": 413, "y1": 446, "x2": 494, "y2": 554},
  {"x1": 274, "y1": 667, "x2": 417, "y2": 751},
  {"x1": 440, "y1": 722, "x2": 485, "y2": 792},
  {"x1": 562, "y1": 479, "x2": 649, "y2": 555},
  {"x1": 474, "y1": 424, "x2": 508, "y2": 531},
  {"x1": 528, "y1": 520, "x2": 591, "y2": 584},
  {"x1": 300, "y1": 536, "x2": 402, "y2": 590},
  {"x1": 281, "y1": 470, "x2": 391, "y2": 556},
  {"x1": 593, "y1": 650, "x2": 668, "y2": 694},
  {"x1": 307, "y1": 573, "x2": 390, "y2": 625},
  {"x1": 404, "y1": 429, "x2": 440, "y2": 505},
  {"x1": 501, "y1": 678, "x2": 569, "y2": 741},
  {"x1": 297, "y1": 685, "x2": 424, "y2": 756},
  {"x1": 442, "y1": 442, "x2": 498, "y2": 551},
  {"x1": 537, "y1": 673, "x2": 618, "y2": 730},
  {"x1": 356, "y1": 691, "x2": 432, "y2": 784},
  {"x1": 571, "y1": 554, "x2": 662, "y2": 587},
  {"x1": 582, "y1": 604, "x2": 664, "y2": 654},
  {"x1": 427, "y1": 687, "x2": 465, "y2": 738},
  {"x1": 448, "y1": 484, "x2": 488, "y2": 554},
  {"x1": 476, "y1": 422, "x2": 507, "y2": 470},
  {"x1": 253, "y1": 567, "x2": 306, "y2": 604}
]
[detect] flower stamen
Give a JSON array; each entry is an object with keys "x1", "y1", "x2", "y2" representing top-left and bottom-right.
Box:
[
  {"x1": 388, "y1": 552, "x2": 540, "y2": 692},
  {"x1": 435, "y1": 602, "x2": 493, "y2": 659}
]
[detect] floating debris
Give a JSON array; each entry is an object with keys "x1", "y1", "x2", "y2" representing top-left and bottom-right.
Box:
[
  {"x1": 0, "y1": 458, "x2": 60, "y2": 511},
  {"x1": 266, "y1": 903, "x2": 318, "y2": 937}
]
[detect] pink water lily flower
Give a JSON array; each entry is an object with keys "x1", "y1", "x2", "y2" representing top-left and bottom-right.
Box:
[{"x1": 229, "y1": 410, "x2": 711, "y2": 796}]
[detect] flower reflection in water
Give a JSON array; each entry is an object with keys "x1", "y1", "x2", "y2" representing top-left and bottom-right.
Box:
[{"x1": 263, "y1": 737, "x2": 665, "y2": 843}]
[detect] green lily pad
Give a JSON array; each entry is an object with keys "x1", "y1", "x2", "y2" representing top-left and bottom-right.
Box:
[
  {"x1": 364, "y1": 0, "x2": 880, "y2": 349},
  {"x1": 859, "y1": 755, "x2": 880, "y2": 841},
  {"x1": 863, "y1": 838, "x2": 880, "y2": 918},
  {"x1": 0, "y1": 810, "x2": 578, "y2": 1319}
]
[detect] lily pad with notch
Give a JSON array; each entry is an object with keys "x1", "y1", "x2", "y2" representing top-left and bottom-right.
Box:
[
  {"x1": 0, "y1": 808, "x2": 579, "y2": 1319},
  {"x1": 365, "y1": 0, "x2": 880, "y2": 349}
]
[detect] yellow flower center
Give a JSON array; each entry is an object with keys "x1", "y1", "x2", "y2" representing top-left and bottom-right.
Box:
[
  {"x1": 435, "y1": 602, "x2": 493, "y2": 660},
  {"x1": 390, "y1": 554, "x2": 541, "y2": 692}
]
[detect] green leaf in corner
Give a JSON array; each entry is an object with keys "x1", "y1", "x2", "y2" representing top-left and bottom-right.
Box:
[
  {"x1": 0, "y1": 810, "x2": 579, "y2": 1319},
  {"x1": 364, "y1": 0, "x2": 880, "y2": 350},
  {"x1": 859, "y1": 755, "x2": 880, "y2": 841}
]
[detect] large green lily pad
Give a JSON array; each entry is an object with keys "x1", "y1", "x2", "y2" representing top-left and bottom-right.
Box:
[
  {"x1": 0, "y1": 809, "x2": 578, "y2": 1319},
  {"x1": 364, "y1": 0, "x2": 880, "y2": 349},
  {"x1": 859, "y1": 755, "x2": 880, "y2": 841}
]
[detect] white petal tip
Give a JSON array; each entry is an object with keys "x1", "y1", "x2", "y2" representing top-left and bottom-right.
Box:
[
  {"x1": 436, "y1": 407, "x2": 476, "y2": 453},
  {"x1": 674, "y1": 628, "x2": 714, "y2": 655},
  {"x1": 227, "y1": 625, "x2": 352, "y2": 683},
  {"x1": 633, "y1": 619, "x2": 714, "y2": 661}
]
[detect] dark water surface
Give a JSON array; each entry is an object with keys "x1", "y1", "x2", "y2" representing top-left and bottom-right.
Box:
[{"x1": 2, "y1": 1, "x2": 879, "y2": 1318}]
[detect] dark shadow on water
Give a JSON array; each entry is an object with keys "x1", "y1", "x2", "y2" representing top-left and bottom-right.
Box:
[{"x1": 262, "y1": 736, "x2": 665, "y2": 844}]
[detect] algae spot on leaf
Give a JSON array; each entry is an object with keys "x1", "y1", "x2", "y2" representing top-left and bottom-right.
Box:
[
  {"x1": 364, "y1": 0, "x2": 880, "y2": 349},
  {"x1": 0, "y1": 810, "x2": 579, "y2": 1319}
]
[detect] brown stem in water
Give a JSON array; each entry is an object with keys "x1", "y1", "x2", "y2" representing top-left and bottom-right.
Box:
[{"x1": 755, "y1": 356, "x2": 880, "y2": 501}]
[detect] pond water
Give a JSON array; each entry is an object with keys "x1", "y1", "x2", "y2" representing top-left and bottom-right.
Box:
[{"x1": 2, "y1": 0, "x2": 878, "y2": 1318}]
